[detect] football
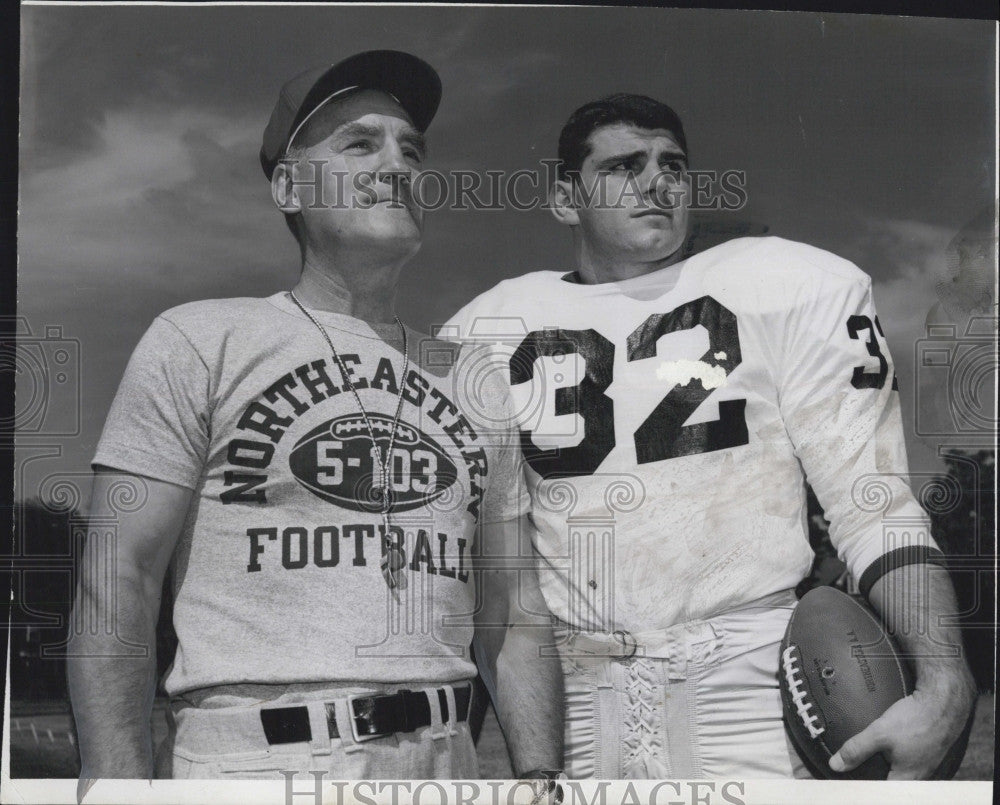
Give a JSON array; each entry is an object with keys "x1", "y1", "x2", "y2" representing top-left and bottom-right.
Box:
[
  {"x1": 779, "y1": 585, "x2": 914, "y2": 779},
  {"x1": 289, "y1": 413, "x2": 458, "y2": 512}
]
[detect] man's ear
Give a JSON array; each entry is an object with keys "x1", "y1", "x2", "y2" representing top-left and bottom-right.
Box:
[
  {"x1": 270, "y1": 160, "x2": 301, "y2": 214},
  {"x1": 549, "y1": 178, "x2": 580, "y2": 227}
]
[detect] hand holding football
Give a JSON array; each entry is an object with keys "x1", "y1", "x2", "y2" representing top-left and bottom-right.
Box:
[{"x1": 779, "y1": 585, "x2": 971, "y2": 779}]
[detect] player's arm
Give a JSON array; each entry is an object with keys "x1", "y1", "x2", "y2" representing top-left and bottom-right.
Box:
[
  {"x1": 779, "y1": 262, "x2": 975, "y2": 779},
  {"x1": 68, "y1": 469, "x2": 191, "y2": 780},
  {"x1": 829, "y1": 562, "x2": 976, "y2": 778},
  {"x1": 475, "y1": 513, "x2": 565, "y2": 777}
]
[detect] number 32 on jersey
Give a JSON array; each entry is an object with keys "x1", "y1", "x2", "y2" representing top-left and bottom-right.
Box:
[
  {"x1": 507, "y1": 295, "x2": 895, "y2": 479},
  {"x1": 508, "y1": 296, "x2": 748, "y2": 478}
]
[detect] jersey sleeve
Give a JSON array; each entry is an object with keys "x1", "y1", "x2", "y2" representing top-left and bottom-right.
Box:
[
  {"x1": 442, "y1": 283, "x2": 522, "y2": 343},
  {"x1": 442, "y1": 296, "x2": 482, "y2": 343},
  {"x1": 92, "y1": 316, "x2": 211, "y2": 489},
  {"x1": 455, "y1": 340, "x2": 530, "y2": 524},
  {"x1": 446, "y1": 287, "x2": 531, "y2": 522},
  {"x1": 481, "y1": 383, "x2": 530, "y2": 524},
  {"x1": 777, "y1": 265, "x2": 942, "y2": 595}
]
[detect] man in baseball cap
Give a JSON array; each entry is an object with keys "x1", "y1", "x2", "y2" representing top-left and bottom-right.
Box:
[
  {"x1": 70, "y1": 50, "x2": 563, "y2": 783},
  {"x1": 260, "y1": 49, "x2": 442, "y2": 180}
]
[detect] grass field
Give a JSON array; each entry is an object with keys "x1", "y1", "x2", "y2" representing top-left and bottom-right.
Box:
[{"x1": 8, "y1": 693, "x2": 994, "y2": 780}]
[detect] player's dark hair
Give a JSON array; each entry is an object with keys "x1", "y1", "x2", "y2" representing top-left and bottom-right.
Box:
[{"x1": 557, "y1": 94, "x2": 687, "y2": 181}]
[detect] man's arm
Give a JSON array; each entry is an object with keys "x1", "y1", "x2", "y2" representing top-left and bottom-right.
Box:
[
  {"x1": 68, "y1": 469, "x2": 192, "y2": 780},
  {"x1": 774, "y1": 257, "x2": 976, "y2": 779},
  {"x1": 829, "y1": 562, "x2": 977, "y2": 778},
  {"x1": 475, "y1": 514, "x2": 564, "y2": 776}
]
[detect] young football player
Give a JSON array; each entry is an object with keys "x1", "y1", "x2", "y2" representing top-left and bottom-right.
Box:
[{"x1": 446, "y1": 93, "x2": 975, "y2": 779}]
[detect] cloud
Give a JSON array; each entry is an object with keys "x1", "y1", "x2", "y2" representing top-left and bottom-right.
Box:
[
  {"x1": 854, "y1": 217, "x2": 956, "y2": 342},
  {"x1": 847, "y1": 216, "x2": 995, "y2": 473},
  {"x1": 20, "y1": 104, "x2": 290, "y2": 288},
  {"x1": 17, "y1": 99, "x2": 301, "y2": 482}
]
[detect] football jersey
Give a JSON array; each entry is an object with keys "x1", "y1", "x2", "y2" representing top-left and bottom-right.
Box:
[{"x1": 446, "y1": 237, "x2": 937, "y2": 633}]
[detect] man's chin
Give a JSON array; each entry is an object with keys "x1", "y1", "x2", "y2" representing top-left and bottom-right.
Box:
[
  {"x1": 624, "y1": 234, "x2": 686, "y2": 263},
  {"x1": 364, "y1": 211, "x2": 423, "y2": 238},
  {"x1": 366, "y1": 227, "x2": 423, "y2": 260}
]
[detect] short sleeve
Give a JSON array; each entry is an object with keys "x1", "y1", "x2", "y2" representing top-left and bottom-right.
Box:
[
  {"x1": 442, "y1": 297, "x2": 479, "y2": 342},
  {"x1": 480, "y1": 383, "x2": 530, "y2": 524},
  {"x1": 778, "y1": 267, "x2": 941, "y2": 586},
  {"x1": 92, "y1": 316, "x2": 211, "y2": 489},
  {"x1": 452, "y1": 340, "x2": 530, "y2": 524}
]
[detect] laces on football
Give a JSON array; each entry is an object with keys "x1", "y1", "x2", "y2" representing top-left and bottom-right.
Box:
[{"x1": 782, "y1": 645, "x2": 825, "y2": 738}]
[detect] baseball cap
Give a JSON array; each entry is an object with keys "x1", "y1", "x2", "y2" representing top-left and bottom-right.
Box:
[{"x1": 260, "y1": 50, "x2": 442, "y2": 179}]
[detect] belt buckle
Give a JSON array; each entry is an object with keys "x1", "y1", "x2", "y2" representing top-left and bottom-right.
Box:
[
  {"x1": 612, "y1": 629, "x2": 638, "y2": 662},
  {"x1": 346, "y1": 694, "x2": 387, "y2": 743}
]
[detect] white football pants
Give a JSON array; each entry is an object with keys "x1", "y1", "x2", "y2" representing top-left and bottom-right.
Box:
[{"x1": 556, "y1": 589, "x2": 810, "y2": 779}]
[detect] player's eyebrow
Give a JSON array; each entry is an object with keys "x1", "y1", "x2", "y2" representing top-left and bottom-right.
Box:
[
  {"x1": 656, "y1": 149, "x2": 687, "y2": 164},
  {"x1": 593, "y1": 150, "x2": 646, "y2": 171},
  {"x1": 593, "y1": 148, "x2": 687, "y2": 171}
]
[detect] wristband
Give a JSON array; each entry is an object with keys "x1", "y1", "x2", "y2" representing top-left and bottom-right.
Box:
[{"x1": 858, "y1": 545, "x2": 947, "y2": 600}]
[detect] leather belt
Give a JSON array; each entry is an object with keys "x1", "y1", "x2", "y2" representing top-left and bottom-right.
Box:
[{"x1": 259, "y1": 684, "x2": 472, "y2": 745}]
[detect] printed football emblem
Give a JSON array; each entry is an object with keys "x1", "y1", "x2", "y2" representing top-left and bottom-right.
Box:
[{"x1": 289, "y1": 413, "x2": 458, "y2": 512}]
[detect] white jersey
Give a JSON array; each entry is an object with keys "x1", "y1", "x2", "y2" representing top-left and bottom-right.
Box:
[{"x1": 446, "y1": 237, "x2": 936, "y2": 633}]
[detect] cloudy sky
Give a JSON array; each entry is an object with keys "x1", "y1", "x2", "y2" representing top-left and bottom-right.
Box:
[{"x1": 16, "y1": 4, "x2": 996, "y2": 500}]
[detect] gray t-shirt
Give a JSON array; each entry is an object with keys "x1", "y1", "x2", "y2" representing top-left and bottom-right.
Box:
[{"x1": 93, "y1": 292, "x2": 528, "y2": 696}]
